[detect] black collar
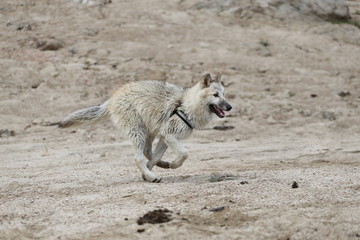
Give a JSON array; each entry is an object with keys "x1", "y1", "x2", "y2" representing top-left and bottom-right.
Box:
[{"x1": 172, "y1": 109, "x2": 193, "y2": 129}]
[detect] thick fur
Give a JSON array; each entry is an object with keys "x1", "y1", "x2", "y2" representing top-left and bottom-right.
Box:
[
  {"x1": 58, "y1": 101, "x2": 110, "y2": 128},
  {"x1": 58, "y1": 73, "x2": 232, "y2": 182}
]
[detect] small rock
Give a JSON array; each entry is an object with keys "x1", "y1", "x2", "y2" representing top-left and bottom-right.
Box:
[
  {"x1": 32, "y1": 119, "x2": 43, "y2": 125},
  {"x1": 292, "y1": 181, "x2": 298, "y2": 188},
  {"x1": 110, "y1": 62, "x2": 118, "y2": 69},
  {"x1": 240, "y1": 181, "x2": 248, "y2": 185},
  {"x1": 300, "y1": 109, "x2": 313, "y2": 117},
  {"x1": 287, "y1": 91, "x2": 296, "y2": 97},
  {"x1": 321, "y1": 111, "x2": 336, "y2": 121},
  {"x1": 69, "y1": 46, "x2": 78, "y2": 54},
  {"x1": 258, "y1": 66, "x2": 269, "y2": 73},
  {"x1": 209, "y1": 206, "x2": 225, "y2": 212},
  {"x1": 31, "y1": 79, "x2": 43, "y2": 89},
  {"x1": 16, "y1": 22, "x2": 32, "y2": 31},
  {"x1": 35, "y1": 38, "x2": 64, "y2": 51},
  {"x1": 338, "y1": 91, "x2": 351, "y2": 97},
  {"x1": 0, "y1": 129, "x2": 16, "y2": 137},
  {"x1": 310, "y1": 94, "x2": 317, "y2": 98},
  {"x1": 84, "y1": 58, "x2": 98, "y2": 66}
]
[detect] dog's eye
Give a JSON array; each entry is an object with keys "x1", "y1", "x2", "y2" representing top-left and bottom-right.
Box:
[{"x1": 213, "y1": 93, "x2": 219, "y2": 97}]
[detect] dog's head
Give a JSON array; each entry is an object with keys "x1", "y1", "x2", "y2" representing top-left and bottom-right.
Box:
[{"x1": 200, "y1": 73, "x2": 232, "y2": 118}]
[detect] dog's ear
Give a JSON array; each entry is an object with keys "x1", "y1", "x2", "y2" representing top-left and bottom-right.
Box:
[
  {"x1": 201, "y1": 73, "x2": 212, "y2": 88},
  {"x1": 215, "y1": 72, "x2": 221, "y2": 82}
]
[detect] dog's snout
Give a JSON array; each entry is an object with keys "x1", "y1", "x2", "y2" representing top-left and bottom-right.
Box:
[
  {"x1": 220, "y1": 101, "x2": 232, "y2": 112},
  {"x1": 225, "y1": 103, "x2": 232, "y2": 111}
]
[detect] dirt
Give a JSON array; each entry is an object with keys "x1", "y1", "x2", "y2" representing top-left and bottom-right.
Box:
[
  {"x1": 137, "y1": 209, "x2": 173, "y2": 225},
  {"x1": 1, "y1": 0, "x2": 360, "y2": 239},
  {"x1": 292, "y1": 181, "x2": 299, "y2": 189}
]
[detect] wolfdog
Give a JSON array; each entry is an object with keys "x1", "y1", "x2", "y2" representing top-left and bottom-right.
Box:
[{"x1": 57, "y1": 73, "x2": 232, "y2": 182}]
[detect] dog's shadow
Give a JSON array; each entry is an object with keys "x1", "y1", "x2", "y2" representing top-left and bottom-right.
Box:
[
  {"x1": 159, "y1": 172, "x2": 239, "y2": 184},
  {"x1": 115, "y1": 172, "x2": 240, "y2": 185}
]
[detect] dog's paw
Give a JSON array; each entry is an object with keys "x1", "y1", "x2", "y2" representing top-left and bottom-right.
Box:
[
  {"x1": 141, "y1": 173, "x2": 162, "y2": 183},
  {"x1": 152, "y1": 177, "x2": 162, "y2": 183}
]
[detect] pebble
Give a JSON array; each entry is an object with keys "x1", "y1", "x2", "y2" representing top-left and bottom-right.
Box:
[
  {"x1": 321, "y1": 111, "x2": 336, "y2": 121},
  {"x1": 0, "y1": 129, "x2": 16, "y2": 137}
]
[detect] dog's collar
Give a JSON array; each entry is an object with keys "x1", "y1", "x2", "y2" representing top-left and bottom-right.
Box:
[{"x1": 172, "y1": 109, "x2": 193, "y2": 129}]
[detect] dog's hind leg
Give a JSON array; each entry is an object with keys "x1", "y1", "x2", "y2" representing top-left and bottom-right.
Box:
[
  {"x1": 162, "y1": 135, "x2": 188, "y2": 169},
  {"x1": 147, "y1": 137, "x2": 168, "y2": 170},
  {"x1": 129, "y1": 129, "x2": 161, "y2": 183},
  {"x1": 111, "y1": 108, "x2": 161, "y2": 182}
]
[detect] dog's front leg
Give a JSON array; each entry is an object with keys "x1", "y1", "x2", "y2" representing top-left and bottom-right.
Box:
[
  {"x1": 163, "y1": 135, "x2": 189, "y2": 169},
  {"x1": 135, "y1": 150, "x2": 162, "y2": 183}
]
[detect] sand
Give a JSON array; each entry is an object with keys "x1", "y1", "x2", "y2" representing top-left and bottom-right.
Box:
[{"x1": 1, "y1": 0, "x2": 360, "y2": 239}]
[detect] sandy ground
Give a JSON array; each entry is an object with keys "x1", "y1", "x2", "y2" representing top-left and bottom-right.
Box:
[{"x1": 1, "y1": 0, "x2": 360, "y2": 239}]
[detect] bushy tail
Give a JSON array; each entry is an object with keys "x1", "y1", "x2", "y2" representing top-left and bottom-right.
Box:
[{"x1": 56, "y1": 101, "x2": 110, "y2": 128}]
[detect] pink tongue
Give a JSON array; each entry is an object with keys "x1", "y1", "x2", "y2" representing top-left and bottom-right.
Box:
[{"x1": 216, "y1": 106, "x2": 225, "y2": 117}]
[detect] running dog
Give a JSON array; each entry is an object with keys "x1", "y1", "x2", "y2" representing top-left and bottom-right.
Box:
[{"x1": 57, "y1": 73, "x2": 232, "y2": 182}]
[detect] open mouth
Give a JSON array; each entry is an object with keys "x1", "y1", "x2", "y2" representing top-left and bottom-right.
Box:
[{"x1": 209, "y1": 104, "x2": 225, "y2": 118}]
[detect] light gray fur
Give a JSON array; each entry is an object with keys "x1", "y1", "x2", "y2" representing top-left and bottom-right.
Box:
[
  {"x1": 58, "y1": 74, "x2": 232, "y2": 182},
  {"x1": 59, "y1": 101, "x2": 109, "y2": 128}
]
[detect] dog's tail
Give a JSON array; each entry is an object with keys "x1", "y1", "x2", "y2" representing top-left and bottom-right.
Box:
[{"x1": 52, "y1": 101, "x2": 110, "y2": 128}]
